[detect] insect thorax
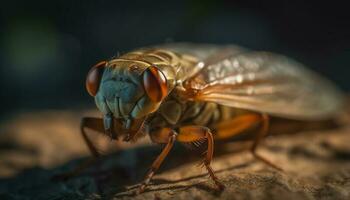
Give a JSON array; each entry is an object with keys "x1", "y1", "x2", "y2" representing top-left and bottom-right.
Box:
[{"x1": 147, "y1": 91, "x2": 247, "y2": 132}]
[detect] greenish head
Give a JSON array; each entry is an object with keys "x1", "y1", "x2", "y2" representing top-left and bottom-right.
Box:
[{"x1": 85, "y1": 60, "x2": 169, "y2": 139}]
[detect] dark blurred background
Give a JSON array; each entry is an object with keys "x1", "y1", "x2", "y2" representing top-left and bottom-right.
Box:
[{"x1": 1, "y1": 0, "x2": 349, "y2": 117}]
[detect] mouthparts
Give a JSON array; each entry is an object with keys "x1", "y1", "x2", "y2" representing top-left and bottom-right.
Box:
[{"x1": 103, "y1": 114, "x2": 147, "y2": 141}]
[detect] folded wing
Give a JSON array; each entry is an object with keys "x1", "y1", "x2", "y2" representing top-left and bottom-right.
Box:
[{"x1": 183, "y1": 50, "x2": 344, "y2": 120}]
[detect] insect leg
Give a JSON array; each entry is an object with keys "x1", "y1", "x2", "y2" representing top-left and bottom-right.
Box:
[
  {"x1": 137, "y1": 128, "x2": 177, "y2": 194},
  {"x1": 250, "y1": 114, "x2": 283, "y2": 171},
  {"x1": 212, "y1": 113, "x2": 261, "y2": 140},
  {"x1": 80, "y1": 117, "x2": 106, "y2": 157},
  {"x1": 212, "y1": 113, "x2": 282, "y2": 170},
  {"x1": 52, "y1": 117, "x2": 107, "y2": 181},
  {"x1": 177, "y1": 126, "x2": 225, "y2": 190}
]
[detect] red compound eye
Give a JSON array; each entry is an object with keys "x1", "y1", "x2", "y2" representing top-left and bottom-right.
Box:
[
  {"x1": 85, "y1": 61, "x2": 106, "y2": 96},
  {"x1": 142, "y1": 66, "x2": 168, "y2": 102}
]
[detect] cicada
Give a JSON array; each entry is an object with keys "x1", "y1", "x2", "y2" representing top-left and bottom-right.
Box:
[{"x1": 60, "y1": 43, "x2": 344, "y2": 193}]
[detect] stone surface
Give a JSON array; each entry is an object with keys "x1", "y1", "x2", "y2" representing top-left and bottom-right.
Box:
[{"x1": 0, "y1": 106, "x2": 349, "y2": 200}]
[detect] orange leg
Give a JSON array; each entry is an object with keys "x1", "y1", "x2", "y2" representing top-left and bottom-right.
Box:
[
  {"x1": 177, "y1": 126, "x2": 225, "y2": 190},
  {"x1": 250, "y1": 114, "x2": 283, "y2": 171},
  {"x1": 213, "y1": 113, "x2": 261, "y2": 140},
  {"x1": 213, "y1": 113, "x2": 282, "y2": 171},
  {"x1": 80, "y1": 117, "x2": 107, "y2": 157},
  {"x1": 137, "y1": 128, "x2": 177, "y2": 194},
  {"x1": 53, "y1": 117, "x2": 110, "y2": 180},
  {"x1": 138, "y1": 126, "x2": 224, "y2": 194}
]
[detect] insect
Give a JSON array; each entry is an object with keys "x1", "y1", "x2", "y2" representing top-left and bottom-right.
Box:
[{"x1": 58, "y1": 43, "x2": 344, "y2": 194}]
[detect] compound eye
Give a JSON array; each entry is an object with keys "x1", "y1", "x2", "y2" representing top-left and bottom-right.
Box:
[
  {"x1": 142, "y1": 66, "x2": 168, "y2": 102},
  {"x1": 86, "y1": 61, "x2": 107, "y2": 96}
]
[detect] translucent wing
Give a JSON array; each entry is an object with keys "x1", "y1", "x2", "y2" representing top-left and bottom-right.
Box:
[
  {"x1": 181, "y1": 49, "x2": 344, "y2": 120},
  {"x1": 156, "y1": 43, "x2": 248, "y2": 81}
]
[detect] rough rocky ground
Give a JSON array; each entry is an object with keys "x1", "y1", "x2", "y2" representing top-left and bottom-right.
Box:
[{"x1": 0, "y1": 107, "x2": 349, "y2": 200}]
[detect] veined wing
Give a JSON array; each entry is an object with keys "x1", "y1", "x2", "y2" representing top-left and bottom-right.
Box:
[
  {"x1": 156, "y1": 43, "x2": 247, "y2": 81},
  {"x1": 183, "y1": 50, "x2": 344, "y2": 120}
]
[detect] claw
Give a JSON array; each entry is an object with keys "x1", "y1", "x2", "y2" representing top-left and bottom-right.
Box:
[{"x1": 136, "y1": 185, "x2": 145, "y2": 195}]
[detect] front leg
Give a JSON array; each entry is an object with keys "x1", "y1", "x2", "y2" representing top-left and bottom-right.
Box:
[
  {"x1": 53, "y1": 116, "x2": 114, "y2": 180},
  {"x1": 137, "y1": 126, "x2": 224, "y2": 194},
  {"x1": 138, "y1": 128, "x2": 177, "y2": 194}
]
